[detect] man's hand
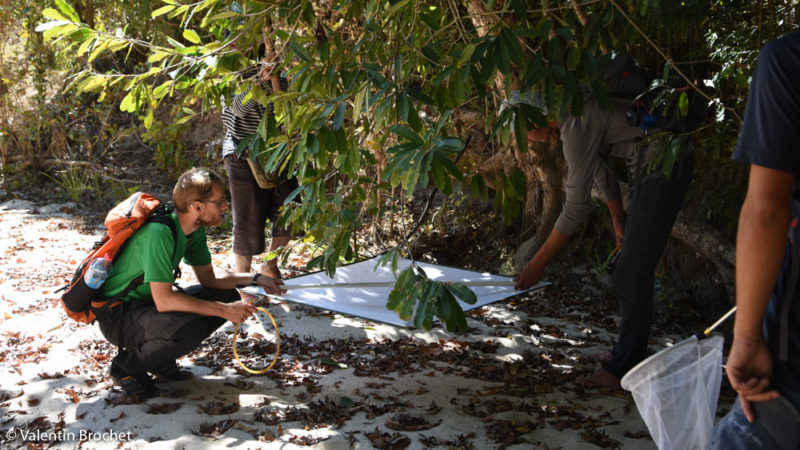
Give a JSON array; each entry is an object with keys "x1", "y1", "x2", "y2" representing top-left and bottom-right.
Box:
[
  {"x1": 606, "y1": 198, "x2": 625, "y2": 246},
  {"x1": 223, "y1": 300, "x2": 258, "y2": 324},
  {"x1": 725, "y1": 334, "x2": 781, "y2": 422},
  {"x1": 514, "y1": 257, "x2": 545, "y2": 290},
  {"x1": 257, "y1": 275, "x2": 287, "y2": 296}
]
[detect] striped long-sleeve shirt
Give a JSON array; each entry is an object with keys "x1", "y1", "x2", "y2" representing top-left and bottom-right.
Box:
[{"x1": 221, "y1": 73, "x2": 289, "y2": 158}]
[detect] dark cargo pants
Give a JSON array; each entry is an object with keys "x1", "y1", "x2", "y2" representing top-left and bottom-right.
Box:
[
  {"x1": 606, "y1": 150, "x2": 695, "y2": 379},
  {"x1": 96, "y1": 285, "x2": 239, "y2": 375}
]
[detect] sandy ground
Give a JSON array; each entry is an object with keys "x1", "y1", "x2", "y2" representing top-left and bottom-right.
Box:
[{"x1": 0, "y1": 198, "x2": 719, "y2": 449}]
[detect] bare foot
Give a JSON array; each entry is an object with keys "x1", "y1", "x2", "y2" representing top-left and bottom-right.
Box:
[
  {"x1": 261, "y1": 263, "x2": 282, "y2": 280},
  {"x1": 578, "y1": 367, "x2": 621, "y2": 389},
  {"x1": 584, "y1": 350, "x2": 612, "y2": 365}
]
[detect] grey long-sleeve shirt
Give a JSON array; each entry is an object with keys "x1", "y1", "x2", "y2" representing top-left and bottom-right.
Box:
[{"x1": 555, "y1": 96, "x2": 658, "y2": 236}]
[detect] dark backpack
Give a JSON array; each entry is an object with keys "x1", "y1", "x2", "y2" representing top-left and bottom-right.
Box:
[
  {"x1": 59, "y1": 192, "x2": 178, "y2": 324},
  {"x1": 599, "y1": 54, "x2": 706, "y2": 133},
  {"x1": 599, "y1": 53, "x2": 650, "y2": 98}
]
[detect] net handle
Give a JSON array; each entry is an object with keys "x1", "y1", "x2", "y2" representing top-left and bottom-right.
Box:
[{"x1": 232, "y1": 299, "x2": 280, "y2": 375}]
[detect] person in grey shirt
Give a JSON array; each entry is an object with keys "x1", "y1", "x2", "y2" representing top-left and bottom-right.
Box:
[{"x1": 513, "y1": 87, "x2": 694, "y2": 388}]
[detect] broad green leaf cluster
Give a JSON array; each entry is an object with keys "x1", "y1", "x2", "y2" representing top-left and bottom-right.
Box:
[
  {"x1": 33, "y1": 0, "x2": 751, "y2": 329},
  {"x1": 387, "y1": 264, "x2": 477, "y2": 331}
]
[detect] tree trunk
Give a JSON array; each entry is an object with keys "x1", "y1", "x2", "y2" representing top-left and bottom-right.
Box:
[
  {"x1": 670, "y1": 211, "x2": 736, "y2": 303},
  {"x1": 511, "y1": 134, "x2": 566, "y2": 271},
  {"x1": 75, "y1": 0, "x2": 95, "y2": 28},
  {"x1": 466, "y1": 0, "x2": 568, "y2": 271}
]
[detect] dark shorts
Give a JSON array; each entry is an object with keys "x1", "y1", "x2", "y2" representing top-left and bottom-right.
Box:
[{"x1": 224, "y1": 154, "x2": 300, "y2": 256}]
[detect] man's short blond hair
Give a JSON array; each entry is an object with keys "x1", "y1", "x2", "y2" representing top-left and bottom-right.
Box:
[{"x1": 173, "y1": 167, "x2": 225, "y2": 212}]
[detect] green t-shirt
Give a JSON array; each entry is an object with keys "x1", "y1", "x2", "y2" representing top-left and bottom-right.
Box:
[{"x1": 100, "y1": 213, "x2": 212, "y2": 302}]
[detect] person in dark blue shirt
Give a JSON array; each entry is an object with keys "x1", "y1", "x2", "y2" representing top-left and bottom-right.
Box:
[{"x1": 710, "y1": 30, "x2": 800, "y2": 449}]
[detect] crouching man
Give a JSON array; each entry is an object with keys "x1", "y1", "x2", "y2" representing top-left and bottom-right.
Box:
[{"x1": 95, "y1": 167, "x2": 285, "y2": 399}]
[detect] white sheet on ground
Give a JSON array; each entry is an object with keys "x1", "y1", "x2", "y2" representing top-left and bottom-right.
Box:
[{"x1": 240, "y1": 255, "x2": 548, "y2": 327}]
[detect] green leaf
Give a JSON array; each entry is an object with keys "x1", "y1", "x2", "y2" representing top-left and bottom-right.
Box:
[
  {"x1": 176, "y1": 114, "x2": 195, "y2": 125},
  {"x1": 384, "y1": 0, "x2": 409, "y2": 19},
  {"x1": 353, "y1": 84, "x2": 367, "y2": 121},
  {"x1": 338, "y1": 395, "x2": 355, "y2": 408},
  {"x1": 202, "y1": 11, "x2": 240, "y2": 26},
  {"x1": 391, "y1": 125, "x2": 423, "y2": 144},
  {"x1": 68, "y1": 28, "x2": 92, "y2": 43},
  {"x1": 148, "y1": 51, "x2": 171, "y2": 63},
  {"x1": 289, "y1": 38, "x2": 312, "y2": 62},
  {"x1": 152, "y1": 81, "x2": 171, "y2": 99},
  {"x1": 444, "y1": 295, "x2": 467, "y2": 331},
  {"x1": 398, "y1": 88, "x2": 409, "y2": 122},
  {"x1": 87, "y1": 39, "x2": 111, "y2": 63},
  {"x1": 549, "y1": 64, "x2": 567, "y2": 79},
  {"x1": 55, "y1": 0, "x2": 81, "y2": 23},
  {"x1": 168, "y1": 4, "x2": 189, "y2": 19},
  {"x1": 567, "y1": 46, "x2": 581, "y2": 71},
  {"x1": 500, "y1": 28, "x2": 523, "y2": 66},
  {"x1": 78, "y1": 75, "x2": 106, "y2": 93},
  {"x1": 447, "y1": 283, "x2": 477, "y2": 305},
  {"x1": 457, "y1": 43, "x2": 475, "y2": 66},
  {"x1": 494, "y1": 38, "x2": 510, "y2": 74},
  {"x1": 413, "y1": 293, "x2": 430, "y2": 328},
  {"x1": 432, "y1": 137, "x2": 462, "y2": 150},
  {"x1": 421, "y1": 44, "x2": 440, "y2": 63},
  {"x1": 183, "y1": 29, "x2": 202, "y2": 44},
  {"x1": 471, "y1": 174, "x2": 488, "y2": 200},
  {"x1": 407, "y1": 88, "x2": 435, "y2": 105},
  {"x1": 332, "y1": 102, "x2": 345, "y2": 131},
  {"x1": 120, "y1": 90, "x2": 137, "y2": 112},
  {"x1": 432, "y1": 66, "x2": 455, "y2": 86},
  {"x1": 318, "y1": 126, "x2": 338, "y2": 152},
  {"x1": 42, "y1": 8, "x2": 69, "y2": 21},
  {"x1": 430, "y1": 159, "x2": 449, "y2": 194},
  {"x1": 678, "y1": 92, "x2": 690, "y2": 117},
  {"x1": 514, "y1": 108, "x2": 528, "y2": 153},
  {"x1": 152, "y1": 5, "x2": 176, "y2": 18}
]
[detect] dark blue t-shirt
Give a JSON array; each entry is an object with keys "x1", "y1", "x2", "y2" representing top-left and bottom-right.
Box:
[{"x1": 732, "y1": 30, "x2": 800, "y2": 408}]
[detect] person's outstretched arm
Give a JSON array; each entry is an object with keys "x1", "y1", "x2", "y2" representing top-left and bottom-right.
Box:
[
  {"x1": 514, "y1": 228, "x2": 570, "y2": 290},
  {"x1": 729, "y1": 164, "x2": 794, "y2": 421}
]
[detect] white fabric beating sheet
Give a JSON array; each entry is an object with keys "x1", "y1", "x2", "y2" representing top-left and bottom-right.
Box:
[{"x1": 241, "y1": 255, "x2": 547, "y2": 327}]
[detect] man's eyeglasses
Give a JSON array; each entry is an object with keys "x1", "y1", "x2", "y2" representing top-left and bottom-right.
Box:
[{"x1": 199, "y1": 197, "x2": 228, "y2": 208}]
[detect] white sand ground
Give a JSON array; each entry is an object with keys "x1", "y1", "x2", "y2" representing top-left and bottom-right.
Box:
[{"x1": 0, "y1": 198, "x2": 715, "y2": 449}]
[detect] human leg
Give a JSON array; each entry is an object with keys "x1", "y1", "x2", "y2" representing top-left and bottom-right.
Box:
[
  {"x1": 604, "y1": 151, "x2": 694, "y2": 379},
  {"x1": 262, "y1": 235, "x2": 290, "y2": 279},
  {"x1": 263, "y1": 177, "x2": 301, "y2": 279},
  {"x1": 235, "y1": 253, "x2": 254, "y2": 273},
  {"x1": 99, "y1": 287, "x2": 240, "y2": 385}
]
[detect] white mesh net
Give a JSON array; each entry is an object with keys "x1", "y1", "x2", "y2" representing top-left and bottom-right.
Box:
[{"x1": 621, "y1": 335, "x2": 724, "y2": 450}]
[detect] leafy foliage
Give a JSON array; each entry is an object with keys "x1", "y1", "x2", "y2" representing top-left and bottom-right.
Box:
[
  {"x1": 28, "y1": 0, "x2": 799, "y2": 327},
  {"x1": 386, "y1": 264, "x2": 477, "y2": 332}
]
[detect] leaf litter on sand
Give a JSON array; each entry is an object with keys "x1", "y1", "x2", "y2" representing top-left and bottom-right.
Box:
[{"x1": 0, "y1": 197, "x2": 671, "y2": 448}]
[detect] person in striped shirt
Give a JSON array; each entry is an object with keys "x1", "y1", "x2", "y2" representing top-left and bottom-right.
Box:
[{"x1": 221, "y1": 37, "x2": 298, "y2": 281}]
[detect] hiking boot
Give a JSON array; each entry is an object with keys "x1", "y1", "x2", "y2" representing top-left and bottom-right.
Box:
[
  {"x1": 150, "y1": 361, "x2": 194, "y2": 383},
  {"x1": 110, "y1": 362, "x2": 159, "y2": 400}
]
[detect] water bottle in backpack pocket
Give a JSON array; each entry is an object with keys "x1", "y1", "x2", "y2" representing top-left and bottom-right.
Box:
[
  {"x1": 84, "y1": 254, "x2": 112, "y2": 289},
  {"x1": 61, "y1": 254, "x2": 114, "y2": 323}
]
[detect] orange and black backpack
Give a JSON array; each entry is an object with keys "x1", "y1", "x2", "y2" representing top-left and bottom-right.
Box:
[{"x1": 58, "y1": 192, "x2": 177, "y2": 324}]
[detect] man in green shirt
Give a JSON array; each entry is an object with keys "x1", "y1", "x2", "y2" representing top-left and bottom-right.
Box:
[{"x1": 95, "y1": 167, "x2": 285, "y2": 400}]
